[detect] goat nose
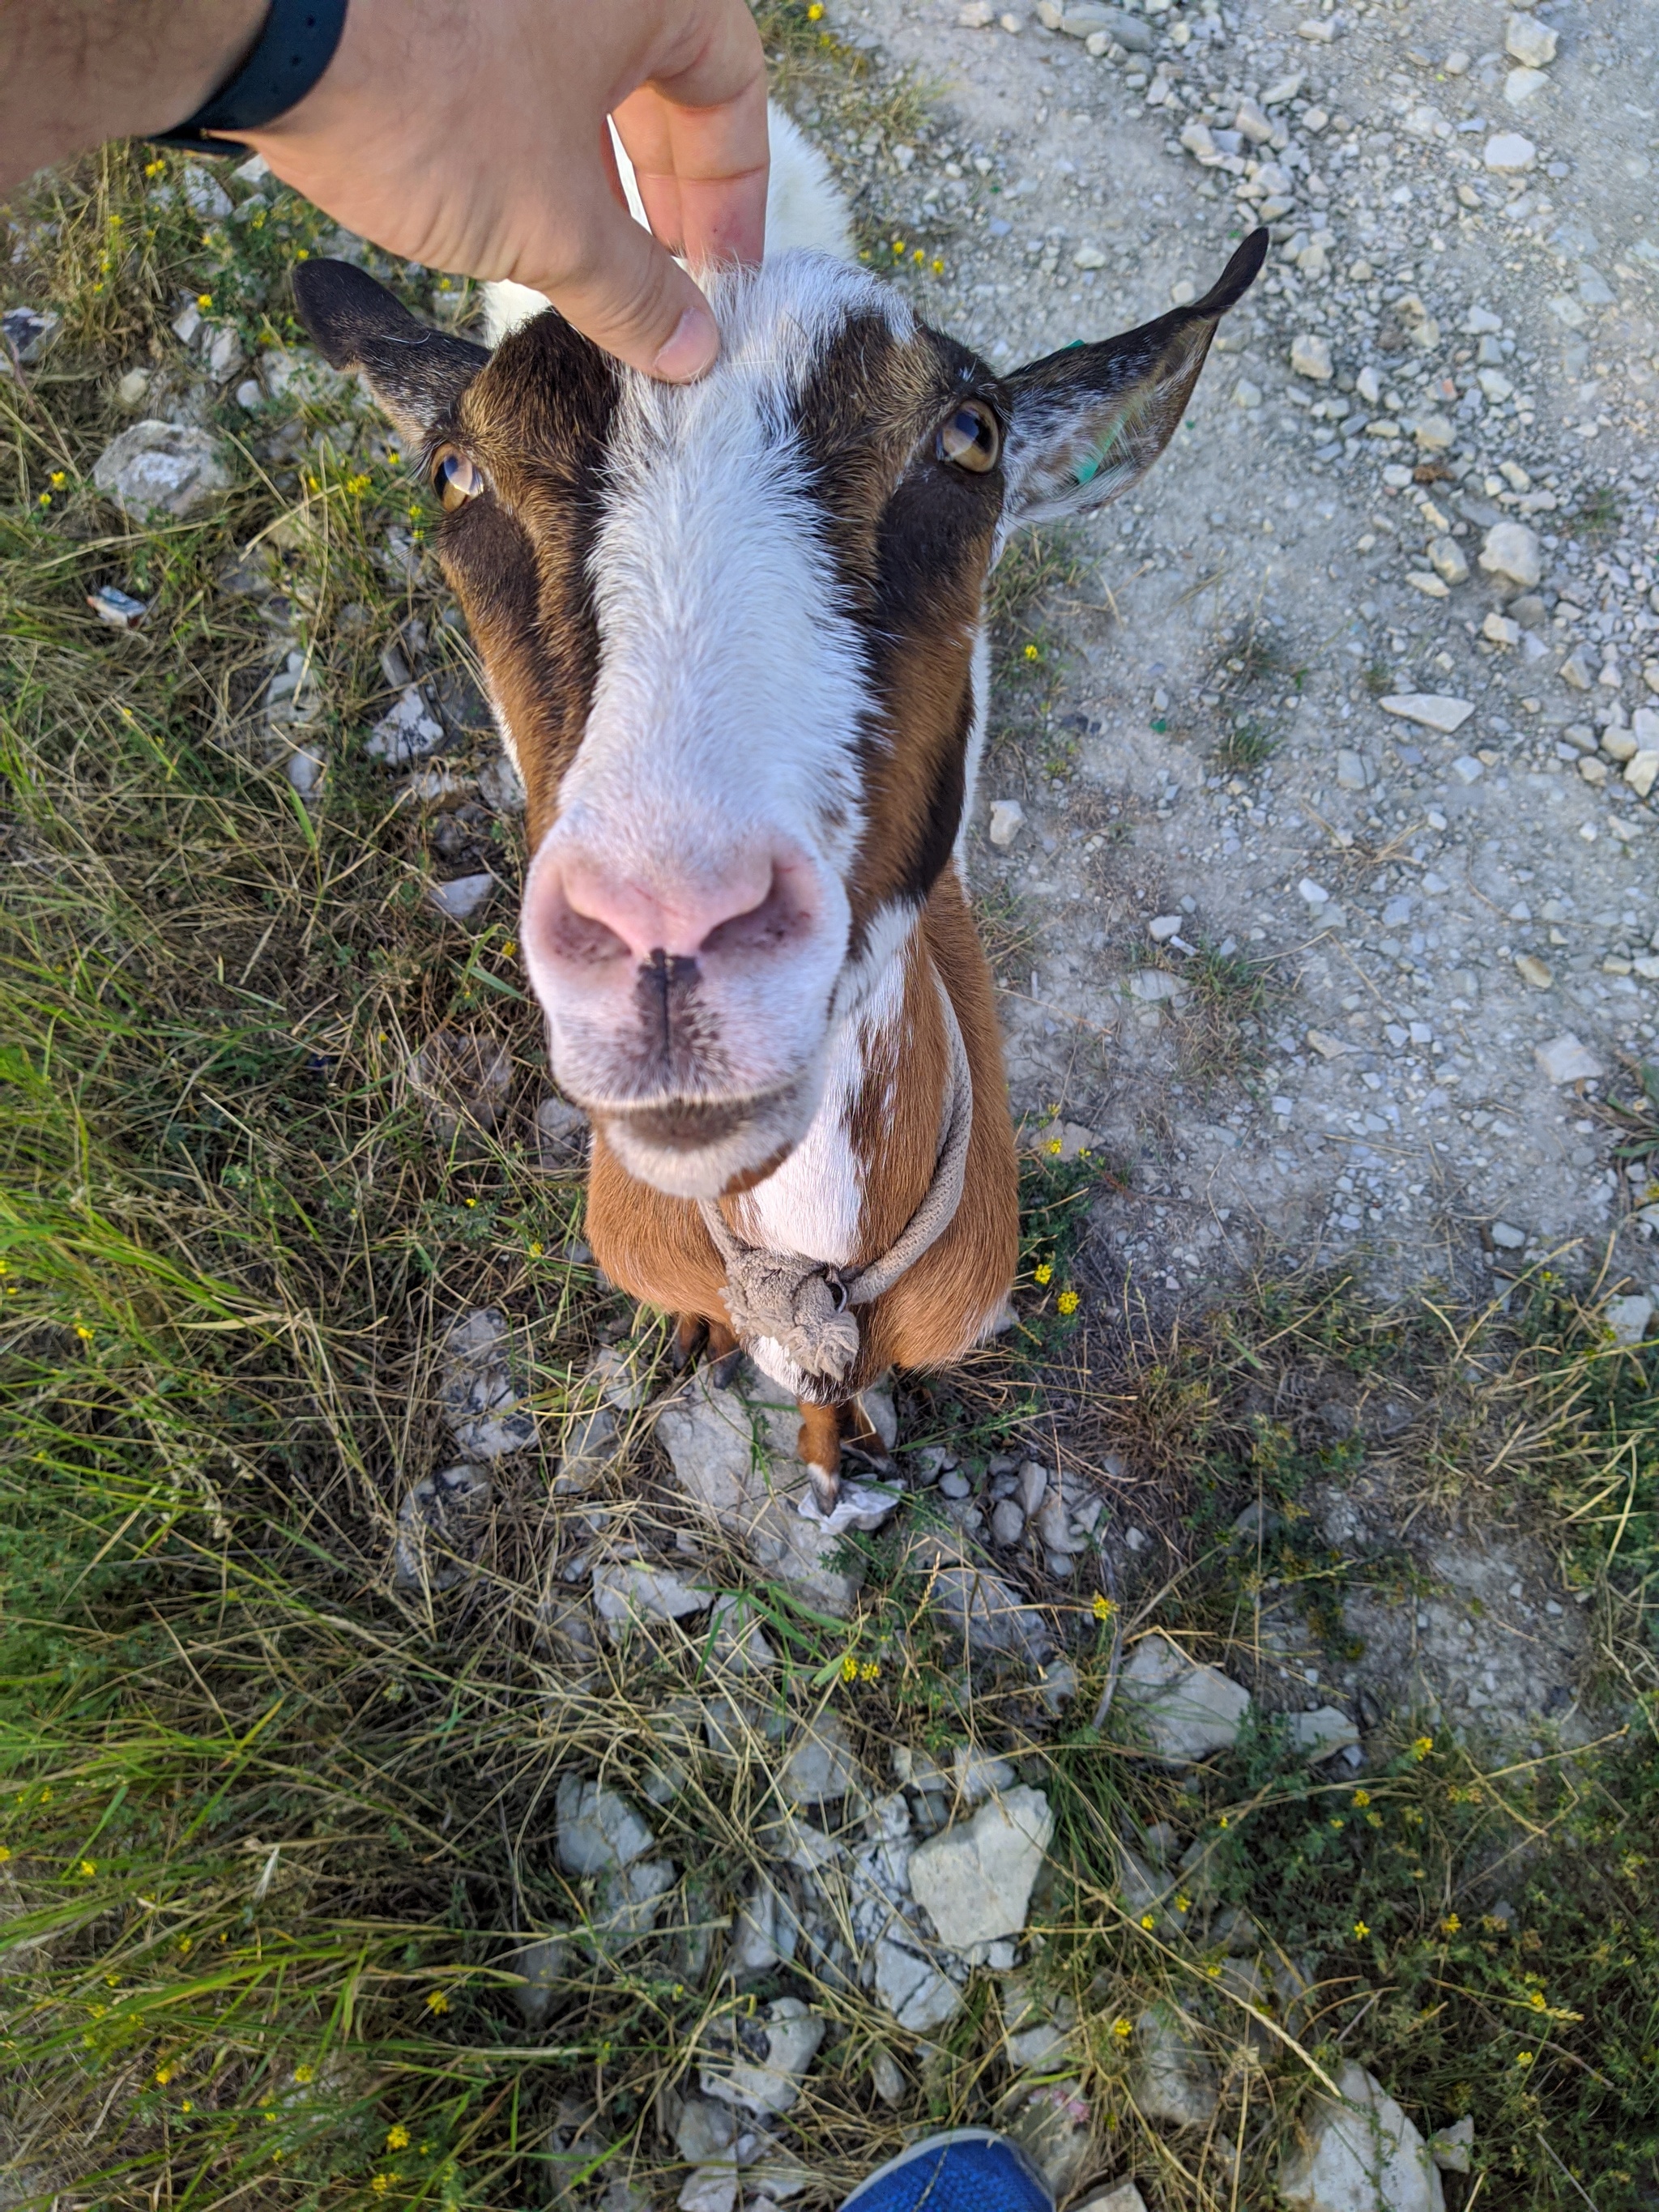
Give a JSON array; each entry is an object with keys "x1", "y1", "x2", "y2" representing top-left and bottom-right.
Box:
[{"x1": 527, "y1": 847, "x2": 807, "y2": 973}]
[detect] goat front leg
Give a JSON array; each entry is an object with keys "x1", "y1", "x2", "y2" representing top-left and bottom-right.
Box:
[{"x1": 797, "y1": 1402, "x2": 842, "y2": 1517}]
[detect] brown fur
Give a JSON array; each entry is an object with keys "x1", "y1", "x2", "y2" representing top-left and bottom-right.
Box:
[{"x1": 585, "y1": 859, "x2": 1019, "y2": 1473}]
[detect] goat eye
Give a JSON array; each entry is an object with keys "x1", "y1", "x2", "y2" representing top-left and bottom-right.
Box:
[
  {"x1": 936, "y1": 399, "x2": 1000, "y2": 474},
  {"x1": 433, "y1": 447, "x2": 484, "y2": 511}
]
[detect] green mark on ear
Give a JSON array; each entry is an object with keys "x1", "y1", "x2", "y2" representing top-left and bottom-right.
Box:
[{"x1": 1074, "y1": 450, "x2": 1102, "y2": 487}]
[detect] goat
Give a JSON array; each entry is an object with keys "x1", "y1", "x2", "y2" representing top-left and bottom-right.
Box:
[{"x1": 294, "y1": 113, "x2": 1265, "y2": 1523}]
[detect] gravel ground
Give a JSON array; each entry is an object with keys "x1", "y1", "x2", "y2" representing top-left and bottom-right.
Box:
[{"x1": 815, "y1": 0, "x2": 1659, "y2": 1319}]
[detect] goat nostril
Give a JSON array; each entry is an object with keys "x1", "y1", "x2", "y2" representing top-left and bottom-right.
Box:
[{"x1": 699, "y1": 868, "x2": 807, "y2": 960}]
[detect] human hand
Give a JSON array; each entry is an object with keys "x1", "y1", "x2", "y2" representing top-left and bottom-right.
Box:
[{"x1": 241, "y1": 0, "x2": 769, "y2": 379}]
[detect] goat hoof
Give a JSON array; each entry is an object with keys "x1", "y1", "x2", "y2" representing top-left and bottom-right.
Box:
[
  {"x1": 808, "y1": 1464, "x2": 842, "y2": 1518},
  {"x1": 672, "y1": 1318, "x2": 707, "y2": 1375},
  {"x1": 709, "y1": 1346, "x2": 745, "y2": 1390}
]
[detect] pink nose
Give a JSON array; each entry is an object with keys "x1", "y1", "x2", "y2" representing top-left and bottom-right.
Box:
[{"x1": 526, "y1": 846, "x2": 814, "y2": 973}]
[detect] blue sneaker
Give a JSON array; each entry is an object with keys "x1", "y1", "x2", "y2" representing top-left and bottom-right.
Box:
[{"x1": 839, "y1": 2129, "x2": 1056, "y2": 2212}]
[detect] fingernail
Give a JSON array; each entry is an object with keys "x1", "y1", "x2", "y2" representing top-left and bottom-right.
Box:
[{"x1": 650, "y1": 306, "x2": 719, "y2": 382}]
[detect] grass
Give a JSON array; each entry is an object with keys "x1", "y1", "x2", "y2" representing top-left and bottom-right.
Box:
[
  {"x1": 1211, "y1": 718, "x2": 1277, "y2": 774},
  {"x1": 3, "y1": 79, "x2": 1659, "y2": 2212}
]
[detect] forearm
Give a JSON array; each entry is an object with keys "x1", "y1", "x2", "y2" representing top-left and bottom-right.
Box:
[{"x1": 0, "y1": 0, "x2": 267, "y2": 190}]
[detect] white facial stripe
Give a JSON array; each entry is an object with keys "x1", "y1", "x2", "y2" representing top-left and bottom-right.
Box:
[
  {"x1": 524, "y1": 260, "x2": 919, "y2": 1105},
  {"x1": 734, "y1": 946, "x2": 910, "y2": 1267}
]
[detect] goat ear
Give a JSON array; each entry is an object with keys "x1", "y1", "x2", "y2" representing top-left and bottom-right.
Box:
[
  {"x1": 291, "y1": 259, "x2": 488, "y2": 445},
  {"x1": 1000, "y1": 228, "x2": 1268, "y2": 527}
]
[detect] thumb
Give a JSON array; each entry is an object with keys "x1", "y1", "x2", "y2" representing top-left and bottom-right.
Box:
[{"x1": 524, "y1": 171, "x2": 719, "y2": 383}]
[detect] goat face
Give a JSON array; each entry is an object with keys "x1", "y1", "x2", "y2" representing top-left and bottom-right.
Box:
[{"x1": 295, "y1": 234, "x2": 1264, "y2": 1200}]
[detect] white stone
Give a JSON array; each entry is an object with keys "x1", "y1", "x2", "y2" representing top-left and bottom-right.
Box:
[
  {"x1": 366, "y1": 684, "x2": 447, "y2": 764},
  {"x1": 1277, "y1": 2062, "x2": 1445, "y2": 2212},
  {"x1": 908, "y1": 1786, "x2": 1053, "y2": 1949},
  {"x1": 1291, "y1": 333, "x2": 1334, "y2": 381},
  {"x1": 1149, "y1": 914, "x2": 1184, "y2": 941},
  {"x1": 1491, "y1": 1221, "x2": 1526, "y2": 1251},
  {"x1": 92, "y1": 420, "x2": 230, "y2": 520},
  {"x1": 700, "y1": 1997, "x2": 825, "y2": 2116},
  {"x1": 439, "y1": 1305, "x2": 535, "y2": 1457},
  {"x1": 1535, "y1": 1034, "x2": 1601, "y2": 1086},
  {"x1": 655, "y1": 1366, "x2": 864, "y2": 1614},
  {"x1": 874, "y1": 1937, "x2": 963, "y2": 2031},
  {"x1": 555, "y1": 1778, "x2": 656, "y2": 1874},
  {"x1": 1451, "y1": 754, "x2": 1485, "y2": 784},
  {"x1": 1118, "y1": 1633, "x2": 1251, "y2": 1764},
  {"x1": 1478, "y1": 521, "x2": 1542, "y2": 589},
  {"x1": 1484, "y1": 131, "x2": 1536, "y2": 172},
  {"x1": 1626, "y1": 750, "x2": 1659, "y2": 799},
  {"x1": 510, "y1": 1933, "x2": 570, "y2": 2027},
  {"x1": 1606, "y1": 1296, "x2": 1653, "y2": 1348},
  {"x1": 1379, "y1": 693, "x2": 1473, "y2": 735},
  {"x1": 179, "y1": 163, "x2": 232, "y2": 220},
  {"x1": 1077, "y1": 2189, "x2": 1149, "y2": 2212},
  {"x1": 427, "y1": 872, "x2": 495, "y2": 922},
  {"x1": 591, "y1": 1562, "x2": 714, "y2": 1634},
  {"x1": 679, "y1": 2167, "x2": 738, "y2": 2212},
  {"x1": 1299, "y1": 879, "x2": 1331, "y2": 906},
  {"x1": 1505, "y1": 14, "x2": 1558, "y2": 66},
  {"x1": 1072, "y1": 244, "x2": 1107, "y2": 270},
  {"x1": 906, "y1": 1534, "x2": 1056, "y2": 1663},
  {"x1": 1134, "y1": 2005, "x2": 1218, "y2": 2127},
  {"x1": 953, "y1": 1744, "x2": 1018, "y2": 1803},
  {"x1": 1482, "y1": 612, "x2": 1522, "y2": 647},
  {"x1": 1336, "y1": 750, "x2": 1369, "y2": 791},
  {"x1": 393, "y1": 1464, "x2": 492, "y2": 1591},
  {"x1": 1406, "y1": 572, "x2": 1450, "y2": 599},
  {"x1": 781, "y1": 1711, "x2": 863, "y2": 1804},
  {"x1": 1289, "y1": 1707, "x2": 1361, "y2": 1761},
  {"x1": 1233, "y1": 377, "x2": 1263, "y2": 410},
  {"x1": 988, "y1": 798, "x2": 1026, "y2": 846},
  {"x1": 1504, "y1": 66, "x2": 1548, "y2": 104}
]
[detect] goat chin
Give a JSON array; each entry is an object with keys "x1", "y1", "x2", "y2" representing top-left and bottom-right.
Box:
[{"x1": 592, "y1": 1065, "x2": 825, "y2": 1202}]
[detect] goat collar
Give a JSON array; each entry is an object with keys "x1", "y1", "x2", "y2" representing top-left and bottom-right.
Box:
[{"x1": 698, "y1": 979, "x2": 974, "y2": 1394}]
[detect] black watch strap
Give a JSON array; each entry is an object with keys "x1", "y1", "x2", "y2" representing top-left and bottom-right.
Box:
[{"x1": 152, "y1": 0, "x2": 348, "y2": 157}]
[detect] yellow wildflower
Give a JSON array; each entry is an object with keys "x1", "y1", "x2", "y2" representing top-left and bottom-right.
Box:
[
  {"x1": 77, "y1": 1859, "x2": 96, "y2": 1877},
  {"x1": 1441, "y1": 1914, "x2": 1461, "y2": 1936},
  {"x1": 808, "y1": 2, "x2": 824, "y2": 15},
  {"x1": 1057, "y1": 1289, "x2": 1080, "y2": 1315},
  {"x1": 196, "y1": 292, "x2": 212, "y2": 309},
  {"x1": 859, "y1": 1659, "x2": 880, "y2": 1683},
  {"x1": 932, "y1": 258, "x2": 945, "y2": 275},
  {"x1": 293, "y1": 2065, "x2": 315, "y2": 2084},
  {"x1": 842, "y1": 1652, "x2": 859, "y2": 1682},
  {"x1": 500, "y1": 939, "x2": 517, "y2": 957},
  {"x1": 1529, "y1": 1990, "x2": 1547, "y2": 2010},
  {"x1": 425, "y1": 1990, "x2": 448, "y2": 2014},
  {"x1": 0, "y1": 1847, "x2": 11, "y2": 1865},
  {"x1": 1353, "y1": 1919, "x2": 1370, "y2": 1939},
  {"x1": 1024, "y1": 642, "x2": 1040, "y2": 660},
  {"x1": 1352, "y1": 1789, "x2": 1371, "y2": 1808},
  {"x1": 1173, "y1": 1893, "x2": 1191, "y2": 1915},
  {"x1": 1139, "y1": 1912, "x2": 1155, "y2": 1930},
  {"x1": 1033, "y1": 1261, "x2": 1053, "y2": 1285},
  {"x1": 1092, "y1": 1593, "x2": 1115, "y2": 1622},
  {"x1": 1111, "y1": 2016, "x2": 1133, "y2": 2037},
  {"x1": 913, "y1": 247, "x2": 925, "y2": 263},
  {"x1": 49, "y1": 471, "x2": 66, "y2": 488},
  {"x1": 527, "y1": 1241, "x2": 544, "y2": 1258},
  {"x1": 1412, "y1": 1735, "x2": 1434, "y2": 1760},
  {"x1": 74, "y1": 1321, "x2": 94, "y2": 1340},
  {"x1": 370, "y1": 2176, "x2": 399, "y2": 2195},
  {"x1": 386, "y1": 2124, "x2": 411, "y2": 2151},
  {"x1": 1516, "y1": 2051, "x2": 1533, "y2": 2068},
  {"x1": 155, "y1": 2064, "x2": 175, "y2": 2086}
]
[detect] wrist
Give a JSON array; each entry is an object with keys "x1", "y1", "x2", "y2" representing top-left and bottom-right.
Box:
[{"x1": 0, "y1": 0, "x2": 267, "y2": 188}]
